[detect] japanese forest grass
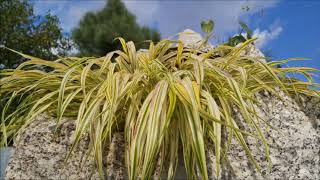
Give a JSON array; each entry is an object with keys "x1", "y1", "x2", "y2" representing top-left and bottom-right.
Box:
[{"x1": 0, "y1": 38, "x2": 319, "y2": 180}]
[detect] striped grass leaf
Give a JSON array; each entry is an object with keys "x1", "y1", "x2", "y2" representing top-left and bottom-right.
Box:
[{"x1": 0, "y1": 37, "x2": 319, "y2": 180}]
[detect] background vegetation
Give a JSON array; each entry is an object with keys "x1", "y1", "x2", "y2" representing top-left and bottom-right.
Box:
[
  {"x1": 0, "y1": 0, "x2": 71, "y2": 69},
  {"x1": 0, "y1": 0, "x2": 160, "y2": 69},
  {"x1": 71, "y1": 0, "x2": 161, "y2": 57},
  {"x1": 0, "y1": 0, "x2": 160, "y2": 123}
]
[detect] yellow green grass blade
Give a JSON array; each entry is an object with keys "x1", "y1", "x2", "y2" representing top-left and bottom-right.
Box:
[{"x1": 0, "y1": 37, "x2": 319, "y2": 180}]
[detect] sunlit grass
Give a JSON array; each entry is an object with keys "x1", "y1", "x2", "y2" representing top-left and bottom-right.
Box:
[{"x1": 0, "y1": 38, "x2": 319, "y2": 179}]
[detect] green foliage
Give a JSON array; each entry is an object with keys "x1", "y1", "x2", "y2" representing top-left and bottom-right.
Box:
[
  {"x1": 239, "y1": 21, "x2": 253, "y2": 39},
  {"x1": 227, "y1": 21, "x2": 253, "y2": 47},
  {"x1": 201, "y1": 19, "x2": 214, "y2": 46},
  {"x1": 1, "y1": 36, "x2": 319, "y2": 179},
  {"x1": 71, "y1": 0, "x2": 160, "y2": 57},
  {"x1": 227, "y1": 35, "x2": 247, "y2": 47},
  {"x1": 201, "y1": 20, "x2": 214, "y2": 34},
  {"x1": 0, "y1": 0, "x2": 71, "y2": 69}
]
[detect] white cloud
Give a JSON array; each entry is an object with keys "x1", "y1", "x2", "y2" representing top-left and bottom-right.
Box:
[
  {"x1": 124, "y1": 0, "x2": 279, "y2": 39},
  {"x1": 253, "y1": 23, "x2": 283, "y2": 48},
  {"x1": 33, "y1": 0, "x2": 279, "y2": 38}
]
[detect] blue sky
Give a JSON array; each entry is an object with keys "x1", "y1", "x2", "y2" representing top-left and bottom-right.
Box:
[{"x1": 32, "y1": 0, "x2": 320, "y2": 82}]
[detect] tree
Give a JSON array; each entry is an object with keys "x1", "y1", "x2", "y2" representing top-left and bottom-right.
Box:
[
  {"x1": 0, "y1": 0, "x2": 71, "y2": 69},
  {"x1": 72, "y1": 0, "x2": 160, "y2": 56}
]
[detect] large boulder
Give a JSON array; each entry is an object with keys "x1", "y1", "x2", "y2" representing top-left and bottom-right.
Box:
[
  {"x1": 5, "y1": 114, "x2": 126, "y2": 180},
  {"x1": 178, "y1": 29, "x2": 213, "y2": 51},
  {"x1": 5, "y1": 92, "x2": 319, "y2": 180},
  {"x1": 5, "y1": 114, "x2": 99, "y2": 179},
  {"x1": 205, "y1": 92, "x2": 320, "y2": 179}
]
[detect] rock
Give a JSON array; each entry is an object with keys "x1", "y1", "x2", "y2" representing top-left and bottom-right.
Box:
[
  {"x1": 204, "y1": 92, "x2": 320, "y2": 180},
  {"x1": 105, "y1": 133, "x2": 127, "y2": 179},
  {"x1": 236, "y1": 43, "x2": 266, "y2": 63},
  {"x1": 5, "y1": 113, "x2": 128, "y2": 180},
  {"x1": 6, "y1": 92, "x2": 319, "y2": 179},
  {"x1": 5, "y1": 114, "x2": 99, "y2": 180},
  {"x1": 300, "y1": 95, "x2": 320, "y2": 129},
  {"x1": 244, "y1": 44, "x2": 265, "y2": 59},
  {"x1": 178, "y1": 29, "x2": 213, "y2": 51},
  {"x1": 237, "y1": 43, "x2": 265, "y2": 58},
  {"x1": 178, "y1": 30, "x2": 265, "y2": 62}
]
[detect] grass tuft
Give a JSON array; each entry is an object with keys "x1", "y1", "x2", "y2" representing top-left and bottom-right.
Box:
[{"x1": 1, "y1": 38, "x2": 319, "y2": 179}]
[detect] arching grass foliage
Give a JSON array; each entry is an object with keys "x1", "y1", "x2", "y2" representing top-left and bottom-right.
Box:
[{"x1": 0, "y1": 38, "x2": 319, "y2": 179}]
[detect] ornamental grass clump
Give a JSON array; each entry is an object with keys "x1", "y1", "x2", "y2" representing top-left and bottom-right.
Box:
[{"x1": 0, "y1": 35, "x2": 319, "y2": 179}]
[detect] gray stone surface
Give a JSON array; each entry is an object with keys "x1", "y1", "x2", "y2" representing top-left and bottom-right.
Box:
[
  {"x1": 5, "y1": 113, "x2": 100, "y2": 180},
  {"x1": 4, "y1": 113, "x2": 130, "y2": 180},
  {"x1": 5, "y1": 92, "x2": 319, "y2": 180},
  {"x1": 300, "y1": 95, "x2": 320, "y2": 129},
  {"x1": 205, "y1": 92, "x2": 320, "y2": 180},
  {"x1": 178, "y1": 29, "x2": 213, "y2": 51},
  {"x1": 237, "y1": 43, "x2": 265, "y2": 58}
]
